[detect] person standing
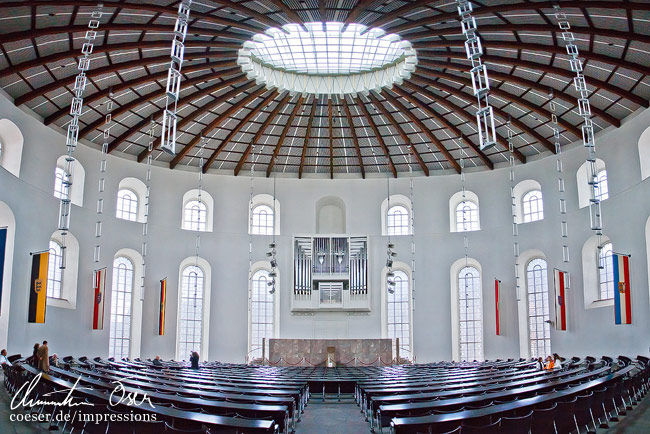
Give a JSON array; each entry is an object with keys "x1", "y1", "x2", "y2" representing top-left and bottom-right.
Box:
[
  {"x1": 190, "y1": 351, "x2": 199, "y2": 369},
  {"x1": 37, "y1": 340, "x2": 49, "y2": 373},
  {"x1": 32, "y1": 343, "x2": 40, "y2": 368}
]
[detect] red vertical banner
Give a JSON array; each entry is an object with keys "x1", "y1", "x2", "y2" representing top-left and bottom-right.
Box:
[
  {"x1": 495, "y1": 279, "x2": 501, "y2": 335},
  {"x1": 92, "y1": 268, "x2": 106, "y2": 330},
  {"x1": 159, "y1": 278, "x2": 166, "y2": 335},
  {"x1": 554, "y1": 269, "x2": 567, "y2": 331}
]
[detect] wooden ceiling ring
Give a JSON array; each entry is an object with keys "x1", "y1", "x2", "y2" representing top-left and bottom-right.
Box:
[
  {"x1": 380, "y1": 90, "x2": 462, "y2": 174},
  {"x1": 196, "y1": 89, "x2": 281, "y2": 171},
  {"x1": 408, "y1": 74, "x2": 555, "y2": 155},
  {"x1": 0, "y1": 1, "x2": 266, "y2": 33},
  {"x1": 80, "y1": 73, "x2": 247, "y2": 139},
  {"x1": 234, "y1": 93, "x2": 293, "y2": 176},
  {"x1": 366, "y1": 92, "x2": 430, "y2": 176},
  {"x1": 391, "y1": 86, "x2": 497, "y2": 169},
  {"x1": 266, "y1": 96, "x2": 305, "y2": 177},
  {"x1": 418, "y1": 60, "x2": 620, "y2": 128},
  {"x1": 46, "y1": 62, "x2": 240, "y2": 126}
]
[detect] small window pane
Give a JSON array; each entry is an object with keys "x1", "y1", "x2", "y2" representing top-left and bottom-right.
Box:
[
  {"x1": 109, "y1": 256, "x2": 134, "y2": 360},
  {"x1": 387, "y1": 205, "x2": 409, "y2": 236},
  {"x1": 116, "y1": 189, "x2": 138, "y2": 221},
  {"x1": 183, "y1": 200, "x2": 207, "y2": 231},
  {"x1": 251, "y1": 205, "x2": 274, "y2": 235},
  {"x1": 53, "y1": 167, "x2": 69, "y2": 200},
  {"x1": 47, "y1": 240, "x2": 63, "y2": 299},
  {"x1": 387, "y1": 270, "x2": 411, "y2": 359},
  {"x1": 249, "y1": 269, "x2": 275, "y2": 360},
  {"x1": 458, "y1": 266, "x2": 483, "y2": 361},
  {"x1": 522, "y1": 190, "x2": 544, "y2": 223},
  {"x1": 595, "y1": 170, "x2": 609, "y2": 202},
  {"x1": 598, "y1": 242, "x2": 614, "y2": 300},
  {"x1": 178, "y1": 265, "x2": 204, "y2": 360},
  {"x1": 526, "y1": 258, "x2": 551, "y2": 358},
  {"x1": 456, "y1": 201, "x2": 479, "y2": 232}
]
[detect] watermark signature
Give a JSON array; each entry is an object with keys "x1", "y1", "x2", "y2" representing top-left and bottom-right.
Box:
[{"x1": 11, "y1": 373, "x2": 155, "y2": 410}]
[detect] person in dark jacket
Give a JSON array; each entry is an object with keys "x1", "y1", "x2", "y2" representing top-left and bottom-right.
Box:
[
  {"x1": 32, "y1": 343, "x2": 40, "y2": 368},
  {"x1": 152, "y1": 355, "x2": 163, "y2": 367},
  {"x1": 190, "y1": 352, "x2": 200, "y2": 369}
]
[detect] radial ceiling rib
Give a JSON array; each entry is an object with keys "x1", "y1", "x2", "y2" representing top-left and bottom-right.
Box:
[
  {"x1": 328, "y1": 99, "x2": 334, "y2": 179},
  {"x1": 82, "y1": 73, "x2": 246, "y2": 140},
  {"x1": 418, "y1": 61, "x2": 620, "y2": 128},
  {"x1": 175, "y1": 87, "x2": 270, "y2": 170},
  {"x1": 391, "y1": 86, "x2": 497, "y2": 169},
  {"x1": 298, "y1": 98, "x2": 318, "y2": 179},
  {"x1": 0, "y1": 1, "x2": 265, "y2": 33},
  {"x1": 234, "y1": 93, "x2": 293, "y2": 176},
  {"x1": 367, "y1": 92, "x2": 430, "y2": 176},
  {"x1": 373, "y1": 1, "x2": 650, "y2": 34},
  {"x1": 407, "y1": 76, "x2": 552, "y2": 156},
  {"x1": 381, "y1": 91, "x2": 462, "y2": 174},
  {"x1": 124, "y1": 81, "x2": 257, "y2": 157},
  {"x1": 14, "y1": 52, "x2": 235, "y2": 106},
  {"x1": 263, "y1": 0, "x2": 306, "y2": 26},
  {"x1": 266, "y1": 96, "x2": 305, "y2": 177},
  {"x1": 345, "y1": 0, "x2": 376, "y2": 24},
  {"x1": 0, "y1": 40, "x2": 238, "y2": 79},
  {"x1": 46, "y1": 62, "x2": 241, "y2": 126},
  {"x1": 341, "y1": 97, "x2": 367, "y2": 178},
  {"x1": 354, "y1": 96, "x2": 398, "y2": 177},
  {"x1": 198, "y1": 89, "x2": 280, "y2": 171}
]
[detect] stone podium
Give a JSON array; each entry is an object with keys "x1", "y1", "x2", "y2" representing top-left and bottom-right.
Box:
[{"x1": 268, "y1": 338, "x2": 392, "y2": 367}]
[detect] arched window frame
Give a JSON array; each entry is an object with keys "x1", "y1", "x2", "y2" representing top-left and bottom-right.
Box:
[
  {"x1": 249, "y1": 194, "x2": 281, "y2": 235},
  {"x1": 595, "y1": 170, "x2": 609, "y2": 202},
  {"x1": 248, "y1": 262, "x2": 280, "y2": 363},
  {"x1": 116, "y1": 189, "x2": 138, "y2": 222},
  {"x1": 638, "y1": 126, "x2": 650, "y2": 180},
  {"x1": 577, "y1": 158, "x2": 608, "y2": 208},
  {"x1": 526, "y1": 257, "x2": 551, "y2": 358},
  {"x1": 116, "y1": 178, "x2": 147, "y2": 223},
  {"x1": 522, "y1": 190, "x2": 544, "y2": 223},
  {"x1": 47, "y1": 240, "x2": 64, "y2": 299},
  {"x1": 381, "y1": 194, "x2": 413, "y2": 236},
  {"x1": 54, "y1": 156, "x2": 85, "y2": 206},
  {"x1": 449, "y1": 190, "x2": 480, "y2": 232},
  {"x1": 251, "y1": 204, "x2": 274, "y2": 235},
  {"x1": 46, "y1": 231, "x2": 79, "y2": 309},
  {"x1": 181, "y1": 189, "x2": 214, "y2": 232},
  {"x1": 598, "y1": 242, "x2": 614, "y2": 301},
  {"x1": 53, "y1": 167, "x2": 69, "y2": 200},
  {"x1": 183, "y1": 200, "x2": 208, "y2": 232},
  {"x1": 387, "y1": 205, "x2": 410, "y2": 236},
  {"x1": 0, "y1": 118, "x2": 24, "y2": 178},
  {"x1": 177, "y1": 265, "x2": 205, "y2": 360},
  {"x1": 381, "y1": 262, "x2": 413, "y2": 361},
  {"x1": 581, "y1": 234, "x2": 614, "y2": 309},
  {"x1": 176, "y1": 256, "x2": 211, "y2": 361},
  {"x1": 109, "y1": 256, "x2": 135, "y2": 360},
  {"x1": 450, "y1": 257, "x2": 483, "y2": 361}
]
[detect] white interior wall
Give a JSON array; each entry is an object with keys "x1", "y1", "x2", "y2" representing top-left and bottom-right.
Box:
[{"x1": 1, "y1": 92, "x2": 650, "y2": 363}]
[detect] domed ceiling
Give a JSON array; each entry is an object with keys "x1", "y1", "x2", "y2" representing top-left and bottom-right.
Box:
[{"x1": 0, "y1": 0, "x2": 649, "y2": 178}]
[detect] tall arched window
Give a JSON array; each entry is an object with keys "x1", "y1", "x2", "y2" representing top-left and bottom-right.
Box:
[
  {"x1": 183, "y1": 200, "x2": 207, "y2": 231},
  {"x1": 526, "y1": 258, "x2": 551, "y2": 358},
  {"x1": 47, "y1": 240, "x2": 63, "y2": 299},
  {"x1": 456, "y1": 201, "x2": 479, "y2": 232},
  {"x1": 522, "y1": 190, "x2": 544, "y2": 223},
  {"x1": 387, "y1": 205, "x2": 409, "y2": 236},
  {"x1": 598, "y1": 242, "x2": 614, "y2": 300},
  {"x1": 387, "y1": 270, "x2": 411, "y2": 358},
  {"x1": 250, "y1": 269, "x2": 275, "y2": 360},
  {"x1": 458, "y1": 266, "x2": 483, "y2": 361},
  {"x1": 116, "y1": 189, "x2": 138, "y2": 221},
  {"x1": 109, "y1": 256, "x2": 134, "y2": 360},
  {"x1": 178, "y1": 265, "x2": 204, "y2": 360},
  {"x1": 251, "y1": 205, "x2": 274, "y2": 235},
  {"x1": 53, "y1": 167, "x2": 69, "y2": 200},
  {"x1": 595, "y1": 170, "x2": 609, "y2": 202}
]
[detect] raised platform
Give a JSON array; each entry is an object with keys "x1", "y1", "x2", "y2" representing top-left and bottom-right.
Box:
[{"x1": 268, "y1": 338, "x2": 392, "y2": 367}]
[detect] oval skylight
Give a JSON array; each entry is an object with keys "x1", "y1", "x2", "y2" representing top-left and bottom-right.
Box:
[{"x1": 238, "y1": 22, "x2": 417, "y2": 96}]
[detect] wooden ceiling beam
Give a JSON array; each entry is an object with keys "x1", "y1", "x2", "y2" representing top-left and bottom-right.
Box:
[
  {"x1": 1, "y1": 40, "x2": 238, "y2": 80},
  {"x1": 367, "y1": 92, "x2": 430, "y2": 176},
  {"x1": 381, "y1": 91, "x2": 462, "y2": 174},
  {"x1": 264, "y1": 0, "x2": 306, "y2": 25},
  {"x1": 418, "y1": 60, "x2": 620, "y2": 127},
  {"x1": 373, "y1": 1, "x2": 650, "y2": 33},
  {"x1": 14, "y1": 52, "x2": 236, "y2": 106},
  {"x1": 46, "y1": 62, "x2": 240, "y2": 126},
  {"x1": 266, "y1": 96, "x2": 305, "y2": 177},
  {"x1": 391, "y1": 86, "x2": 496, "y2": 169},
  {"x1": 81, "y1": 73, "x2": 246, "y2": 139},
  {"x1": 341, "y1": 97, "x2": 366, "y2": 178},
  {"x1": 196, "y1": 89, "x2": 278, "y2": 171},
  {"x1": 345, "y1": 0, "x2": 376, "y2": 24},
  {"x1": 298, "y1": 98, "x2": 318, "y2": 179},
  {"x1": 0, "y1": 1, "x2": 265, "y2": 33},
  {"x1": 354, "y1": 96, "x2": 397, "y2": 177},
  {"x1": 234, "y1": 93, "x2": 292, "y2": 176}
]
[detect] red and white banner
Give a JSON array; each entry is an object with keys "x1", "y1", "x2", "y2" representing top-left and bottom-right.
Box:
[
  {"x1": 495, "y1": 279, "x2": 501, "y2": 335},
  {"x1": 613, "y1": 254, "x2": 632, "y2": 325},
  {"x1": 92, "y1": 268, "x2": 106, "y2": 330},
  {"x1": 553, "y1": 269, "x2": 567, "y2": 331}
]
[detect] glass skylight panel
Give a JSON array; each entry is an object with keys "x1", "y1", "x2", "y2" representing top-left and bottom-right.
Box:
[{"x1": 238, "y1": 22, "x2": 417, "y2": 96}]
